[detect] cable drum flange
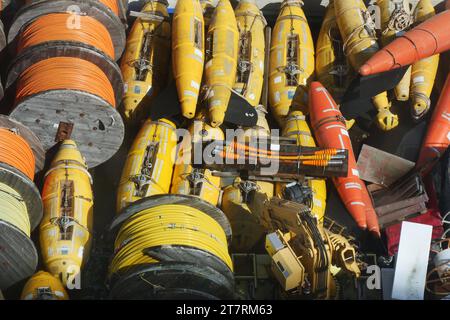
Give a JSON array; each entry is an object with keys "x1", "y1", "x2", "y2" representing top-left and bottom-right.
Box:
[
  {"x1": 110, "y1": 194, "x2": 233, "y2": 244},
  {"x1": 10, "y1": 89, "x2": 124, "y2": 169},
  {"x1": 109, "y1": 262, "x2": 236, "y2": 300},
  {"x1": 8, "y1": 0, "x2": 126, "y2": 60},
  {"x1": 0, "y1": 115, "x2": 45, "y2": 173},
  {"x1": 6, "y1": 41, "x2": 124, "y2": 105},
  {"x1": 0, "y1": 163, "x2": 42, "y2": 231},
  {"x1": 108, "y1": 244, "x2": 234, "y2": 288},
  {"x1": 0, "y1": 219, "x2": 38, "y2": 290}
]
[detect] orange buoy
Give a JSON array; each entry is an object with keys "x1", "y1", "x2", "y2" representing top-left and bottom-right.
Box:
[
  {"x1": 309, "y1": 81, "x2": 375, "y2": 231},
  {"x1": 416, "y1": 73, "x2": 450, "y2": 172},
  {"x1": 360, "y1": 10, "x2": 450, "y2": 76}
]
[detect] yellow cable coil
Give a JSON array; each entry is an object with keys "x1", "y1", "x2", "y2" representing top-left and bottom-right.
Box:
[
  {"x1": 109, "y1": 204, "x2": 233, "y2": 276},
  {"x1": 0, "y1": 182, "x2": 30, "y2": 236}
]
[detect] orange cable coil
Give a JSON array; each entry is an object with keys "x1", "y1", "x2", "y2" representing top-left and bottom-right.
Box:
[
  {"x1": 99, "y1": 0, "x2": 119, "y2": 15},
  {"x1": 0, "y1": 127, "x2": 35, "y2": 180},
  {"x1": 16, "y1": 57, "x2": 116, "y2": 107},
  {"x1": 17, "y1": 13, "x2": 115, "y2": 59}
]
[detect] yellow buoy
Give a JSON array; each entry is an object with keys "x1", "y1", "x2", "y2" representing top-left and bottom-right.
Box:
[
  {"x1": 204, "y1": 0, "x2": 239, "y2": 127},
  {"x1": 233, "y1": 0, "x2": 267, "y2": 107},
  {"x1": 276, "y1": 111, "x2": 326, "y2": 222},
  {"x1": 316, "y1": 0, "x2": 352, "y2": 102},
  {"x1": 171, "y1": 114, "x2": 223, "y2": 206},
  {"x1": 172, "y1": 0, "x2": 205, "y2": 119},
  {"x1": 116, "y1": 118, "x2": 177, "y2": 212},
  {"x1": 379, "y1": 0, "x2": 412, "y2": 102},
  {"x1": 269, "y1": 0, "x2": 314, "y2": 126},
  {"x1": 21, "y1": 271, "x2": 68, "y2": 300},
  {"x1": 335, "y1": 0, "x2": 398, "y2": 131},
  {"x1": 410, "y1": 0, "x2": 439, "y2": 120},
  {"x1": 120, "y1": 0, "x2": 171, "y2": 126},
  {"x1": 39, "y1": 140, "x2": 93, "y2": 287}
]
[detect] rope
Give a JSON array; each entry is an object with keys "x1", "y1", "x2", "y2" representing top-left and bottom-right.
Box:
[
  {"x1": 381, "y1": 6, "x2": 412, "y2": 35},
  {"x1": 342, "y1": 9, "x2": 377, "y2": 57},
  {"x1": 17, "y1": 13, "x2": 115, "y2": 59},
  {"x1": 0, "y1": 182, "x2": 30, "y2": 237},
  {"x1": 0, "y1": 127, "x2": 35, "y2": 180},
  {"x1": 16, "y1": 57, "x2": 116, "y2": 107},
  {"x1": 109, "y1": 204, "x2": 233, "y2": 276}
]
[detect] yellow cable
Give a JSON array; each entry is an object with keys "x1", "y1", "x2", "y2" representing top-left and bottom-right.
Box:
[
  {"x1": 0, "y1": 182, "x2": 30, "y2": 237},
  {"x1": 109, "y1": 204, "x2": 233, "y2": 276}
]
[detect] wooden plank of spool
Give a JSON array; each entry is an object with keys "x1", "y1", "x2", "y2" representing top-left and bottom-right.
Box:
[
  {"x1": 10, "y1": 90, "x2": 125, "y2": 169},
  {"x1": 8, "y1": 0, "x2": 126, "y2": 61},
  {"x1": 0, "y1": 163, "x2": 43, "y2": 231},
  {"x1": 110, "y1": 194, "x2": 233, "y2": 244},
  {"x1": 0, "y1": 220, "x2": 38, "y2": 291},
  {"x1": 6, "y1": 41, "x2": 124, "y2": 106},
  {"x1": 0, "y1": 115, "x2": 46, "y2": 172},
  {"x1": 6, "y1": 42, "x2": 125, "y2": 168}
]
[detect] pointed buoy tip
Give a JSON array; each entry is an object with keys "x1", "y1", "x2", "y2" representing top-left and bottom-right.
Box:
[{"x1": 359, "y1": 64, "x2": 371, "y2": 76}]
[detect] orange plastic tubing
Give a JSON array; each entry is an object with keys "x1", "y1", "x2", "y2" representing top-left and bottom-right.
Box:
[
  {"x1": 0, "y1": 128, "x2": 35, "y2": 180},
  {"x1": 16, "y1": 57, "x2": 116, "y2": 107},
  {"x1": 99, "y1": 0, "x2": 119, "y2": 15},
  {"x1": 18, "y1": 13, "x2": 115, "y2": 59}
]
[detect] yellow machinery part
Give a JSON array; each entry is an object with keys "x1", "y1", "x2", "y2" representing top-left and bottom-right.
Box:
[
  {"x1": 233, "y1": 0, "x2": 267, "y2": 107},
  {"x1": 109, "y1": 203, "x2": 233, "y2": 276},
  {"x1": 379, "y1": 0, "x2": 412, "y2": 101},
  {"x1": 39, "y1": 140, "x2": 93, "y2": 287},
  {"x1": 276, "y1": 111, "x2": 327, "y2": 222},
  {"x1": 120, "y1": 1, "x2": 171, "y2": 126},
  {"x1": 269, "y1": 0, "x2": 314, "y2": 126},
  {"x1": 116, "y1": 118, "x2": 177, "y2": 212},
  {"x1": 21, "y1": 271, "x2": 68, "y2": 300},
  {"x1": 410, "y1": 0, "x2": 439, "y2": 120},
  {"x1": 204, "y1": 0, "x2": 239, "y2": 127},
  {"x1": 335, "y1": 0, "x2": 398, "y2": 131},
  {"x1": 172, "y1": 0, "x2": 205, "y2": 119},
  {"x1": 316, "y1": 0, "x2": 352, "y2": 102},
  {"x1": 222, "y1": 178, "x2": 273, "y2": 252},
  {"x1": 171, "y1": 116, "x2": 223, "y2": 206}
]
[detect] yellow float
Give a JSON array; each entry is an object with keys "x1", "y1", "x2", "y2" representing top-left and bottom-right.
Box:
[
  {"x1": 204, "y1": 0, "x2": 239, "y2": 127},
  {"x1": 269, "y1": 0, "x2": 314, "y2": 126},
  {"x1": 120, "y1": 0, "x2": 171, "y2": 126},
  {"x1": 21, "y1": 271, "x2": 68, "y2": 300},
  {"x1": 116, "y1": 118, "x2": 177, "y2": 212},
  {"x1": 39, "y1": 140, "x2": 93, "y2": 288}
]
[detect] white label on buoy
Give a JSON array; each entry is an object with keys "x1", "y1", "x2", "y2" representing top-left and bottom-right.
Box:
[
  {"x1": 313, "y1": 198, "x2": 322, "y2": 208},
  {"x1": 447, "y1": 131, "x2": 450, "y2": 141},
  {"x1": 248, "y1": 93, "x2": 255, "y2": 100},
  {"x1": 78, "y1": 246, "x2": 84, "y2": 258},
  {"x1": 413, "y1": 76, "x2": 425, "y2": 84},
  {"x1": 191, "y1": 81, "x2": 200, "y2": 90},
  {"x1": 55, "y1": 291, "x2": 65, "y2": 298},
  {"x1": 274, "y1": 76, "x2": 282, "y2": 84},
  {"x1": 352, "y1": 169, "x2": 360, "y2": 177},
  {"x1": 194, "y1": 48, "x2": 203, "y2": 58},
  {"x1": 270, "y1": 144, "x2": 280, "y2": 151},
  {"x1": 183, "y1": 90, "x2": 197, "y2": 97},
  {"x1": 340, "y1": 128, "x2": 349, "y2": 136}
]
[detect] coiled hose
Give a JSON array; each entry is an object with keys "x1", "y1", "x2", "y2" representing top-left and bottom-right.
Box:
[
  {"x1": 17, "y1": 13, "x2": 115, "y2": 59},
  {"x1": 0, "y1": 128, "x2": 35, "y2": 180},
  {"x1": 109, "y1": 203, "x2": 233, "y2": 276},
  {"x1": 0, "y1": 182, "x2": 30, "y2": 236}
]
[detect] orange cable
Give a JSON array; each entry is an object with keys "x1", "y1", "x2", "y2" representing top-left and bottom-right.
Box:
[
  {"x1": 99, "y1": 0, "x2": 119, "y2": 15},
  {"x1": 17, "y1": 13, "x2": 115, "y2": 59},
  {"x1": 0, "y1": 128, "x2": 35, "y2": 180},
  {"x1": 16, "y1": 57, "x2": 116, "y2": 107}
]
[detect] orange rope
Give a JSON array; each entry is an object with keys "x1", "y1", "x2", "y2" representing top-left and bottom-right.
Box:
[
  {"x1": 99, "y1": 0, "x2": 119, "y2": 15},
  {"x1": 17, "y1": 13, "x2": 115, "y2": 59},
  {"x1": 16, "y1": 57, "x2": 116, "y2": 107},
  {"x1": 0, "y1": 128, "x2": 35, "y2": 180}
]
